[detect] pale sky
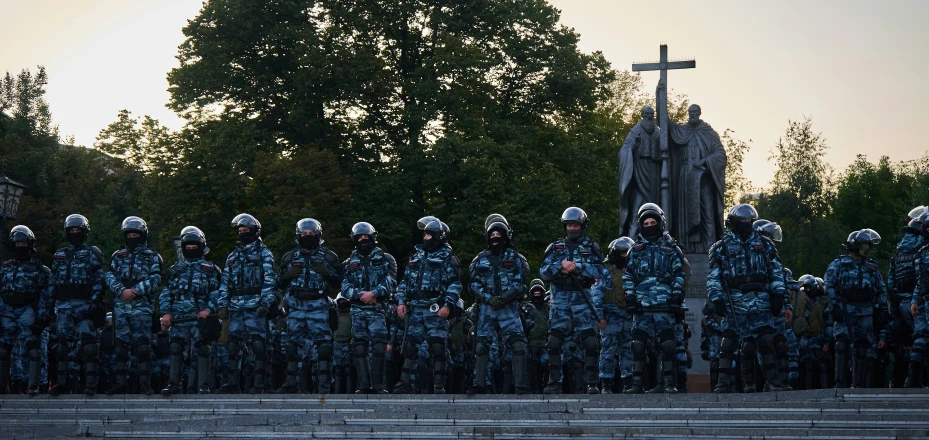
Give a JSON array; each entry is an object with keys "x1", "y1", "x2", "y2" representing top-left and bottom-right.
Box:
[{"x1": 3, "y1": 0, "x2": 927, "y2": 188}]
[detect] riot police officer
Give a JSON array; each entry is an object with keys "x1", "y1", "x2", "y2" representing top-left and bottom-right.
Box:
[
  {"x1": 158, "y1": 227, "x2": 221, "y2": 395},
  {"x1": 540, "y1": 207, "x2": 606, "y2": 394},
  {"x1": 907, "y1": 211, "x2": 929, "y2": 387},
  {"x1": 890, "y1": 207, "x2": 925, "y2": 386},
  {"x1": 340, "y1": 222, "x2": 396, "y2": 394},
  {"x1": 105, "y1": 216, "x2": 163, "y2": 395},
  {"x1": 622, "y1": 205, "x2": 687, "y2": 394},
  {"x1": 825, "y1": 228, "x2": 887, "y2": 388},
  {"x1": 598, "y1": 236, "x2": 635, "y2": 394},
  {"x1": 467, "y1": 217, "x2": 530, "y2": 395},
  {"x1": 0, "y1": 226, "x2": 53, "y2": 395},
  {"x1": 707, "y1": 204, "x2": 790, "y2": 393},
  {"x1": 217, "y1": 214, "x2": 279, "y2": 394},
  {"x1": 526, "y1": 279, "x2": 549, "y2": 393},
  {"x1": 275, "y1": 218, "x2": 340, "y2": 394},
  {"x1": 49, "y1": 214, "x2": 106, "y2": 396},
  {"x1": 393, "y1": 218, "x2": 463, "y2": 394}
]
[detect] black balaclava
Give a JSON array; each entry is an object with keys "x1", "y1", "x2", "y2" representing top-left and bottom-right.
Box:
[
  {"x1": 610, "y1": 254, "x2": 627, "y2": 268},
  {"x1": 299, "y1": 234, "x2": 320, "y2": 251},
  {"x1": 488, "y1": 230, "x2": 505, "y2": 253},
  {"x1": 238, "y1": 228, "x2": 257, "y2": 245},
  {"x1": 14, "y1": 246, "x2": 30, "y2": 260},
  {"x1": 733, "y1": 220, "x2": 753, "y2": 238},
  {"x1": 67, "y1": 230, "x2": 87, "y2": 246},
  {"x1": 565, "y1": 224, "x2": 582, "y2": 241},
  {"x1": 355, "y1": 236, "x2": 374, "y2": 255},
  {"x1": 423, "y1": 233, "x2": 440, "y2": 252},
  {"x1": 125, "y1": 234, "x2": 145, "y2": 250},
  {"x1": 530, "y1": 288, "x2": 545, "y2": 306},
  {"x1": 182, "y1": 244, "x2": 203, "y2": 260}
]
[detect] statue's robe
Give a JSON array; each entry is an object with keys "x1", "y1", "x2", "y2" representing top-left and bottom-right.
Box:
[
  {"x1": 668, "y1": 119, "x2": 726, "y2": 254},
  {"x1": 618, "y1": 121, "x2": 662, "y2": 237}
]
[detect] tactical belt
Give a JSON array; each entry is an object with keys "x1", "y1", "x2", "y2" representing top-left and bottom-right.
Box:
[
  {"x1": 895, "y1": 280, "x2": 916, "y2": 295},
  {"x1": 552, "y1": 278, "x2": 593, "y2": 290},
  {"x1": 230, "y1": 287, "x2": 262, "y2": 297},
  {"x1": 120, "y1": 278, "x2": 139, "y2": 289},
  {"x1": 56, "y1": 285, "x2": 92, "y2": 300},
  {"x1": 292, "y1": 289, "x2": 326, "y2": 301},
  {"x1": 842, "y1": 287, "x2": 873, "y2": 302},
  {"x1": 729, "y1": 275, "x2": 767, "y2": 292},
  {"x1": 1, "y1": 291, "x2": 37, "y2": 307}
]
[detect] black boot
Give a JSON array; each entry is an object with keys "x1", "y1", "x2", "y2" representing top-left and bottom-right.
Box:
[
  {"x1": 197, "y1": 346, "x2": 212, "y2": 394},
  {"x1": 371, "y1": 352, "x2": 388, "y2": 394},
  {"x1": 0, "y1": 356, "x2": 10, "y2": 394},
  {"x1": 219, "y1": 341, "x2": 241, "y2": 394},
  {"x1": 714, "y1": 351, "x2": 736, "y2": 394},
  {"x1": 600, "y1": 378, "x2": 613, "y2": 394},
  {"x1": 27, "y1": 349, "x2": 42, "y2": 396},
  {"x1": 161, "y1": 354, "x2": 185, "y2": 396},
  {"x1": 904, "y1": 360, "x2": 924, "y2": 388},
  {"x1": 274, "y1": 360, "x2": 300, "y2": 394},
  {"x1": 354, "y1": 355, "x2": 371, "y2": 394},
  {"x1": 762, "y1": 351, "x2": 783, "y2": 392},
  {"x1": 662, "y1": 357, "x2": 679, "y2": 394},
  {"x1": 392, "y1": 357, "x2": 415, "y2": 394},
  {"x1": 542, "y1": 359, "x2": 563, "y2": 394},
  {"x1": 512, "y1": 348, "x2": 529, "y2": 394}
]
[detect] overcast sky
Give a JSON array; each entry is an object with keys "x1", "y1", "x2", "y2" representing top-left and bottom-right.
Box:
[{"x1": 3, "y1": 0, "x2": 927, "y2": 188}]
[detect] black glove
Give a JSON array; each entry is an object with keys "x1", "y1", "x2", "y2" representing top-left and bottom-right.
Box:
[
  {"x1": 626, "y1": 296, "x2": 641, "y2": 315},
  {"x1": 831, "y1": 307, "x2": 845, "y2": 323},
  {"x1": 281, "y1": 267, "x2": 302, "y2": 283},
  {"x1": 310, "y1": 264, "x2": 331, "y2": 278},
  {"x1": 712, "y1": 300, "x2": 727, "y2": 318},
  {"x1": 769, "y1": 295, "x2": 784, "y2": 316},
  {"x1": 31, "y1": 318, "x2": 47, "y2": 336},
  {"x1": 85, "y1": 301, "x2": 101, "y2": 321},
  {"x1": 701, "y1": 350, "x2": 710, "y2": 361},
  {"x1": 668, "y1": 295, "x2": 683, "y2": 313},
  {"x1": 488, "y1": 296, "x2": 506, "y2": 311},
  {"x1": 257, "y1": 305, "x2": 270, "y2": 317}
]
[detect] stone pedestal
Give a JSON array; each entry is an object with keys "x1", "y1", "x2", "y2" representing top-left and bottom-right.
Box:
[{"x1": 683, "y1": 253, "x2": 709, "y2": 375}]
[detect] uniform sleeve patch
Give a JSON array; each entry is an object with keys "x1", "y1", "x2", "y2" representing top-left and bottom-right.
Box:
[
  {"x1": 502, "y1": 261, "x2": 515, "y2": 268},
  {"x1": 199, "y1": 263, "x2": 213, "y2": 271},
  {"x1": 554, "y1": 245, "x2": 565, "y2": 250},
  {"x1": 633, "y1": 244, "x2": 645, "y2": 251},
  {"x1": 291, "y1": 261, "x2": 302, "y2": 267},
  {"x1": 349, "y1": 263, "x2": 360, "y2": 270},
  {"x1": 752, "y1": 244, "x2": 765, "y2": 250}
]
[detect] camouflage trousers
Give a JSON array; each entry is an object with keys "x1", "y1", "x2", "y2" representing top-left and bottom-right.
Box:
[
  {"x1": 833, "y1": 301, "x2": 876, "y2": 359},
  {"x1": 114, "y1": 299, "x2": 153, "y2": 347},
  {"x1": 910, "y1": 300, "x2": 929, "y2": 363},
  {"x1": 599, "y1": 306, "x2": 633, "y2": 380},
  {"x1": 56, "y1": 301, "x2": 97, "y2": 373}
]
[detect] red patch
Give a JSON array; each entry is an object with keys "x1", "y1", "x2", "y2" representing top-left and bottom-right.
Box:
[
  {"x1": 291, "y1": 262, "x2": 302, "y2": 268},
  {"x1": 752, "y1": 244, "x2": 764, "y2": 250},
  {"x1": 408, "y1": 262, "x2": 417, "y2": 268},
  {"x1": 118, "y1": 251, "x2": 128, "y2": 257},
  {"x1": 55, "y1": 255, "x2": 65, "y2": 260},
  {"x1": 1, "y1": 261, "x2": 10, "y2": 266},
  {"x1": 633, "y1": 244, "x2": 644, "y2": 251},
  {"x1": 199, "y1": 263, "x2": 212, "y2": 271},
  {"x1": 554, "y1": 245, "x2": 565, "y2": 250},
  {"x1": 227, "y1": 259, "x2": 235, "y2": 265},
  {"x1": 349, "y1": 263, "x2": 360, "y2": 270},
  {"x1": 502, "y1": 261, "x2": 515, "y2": 268}
]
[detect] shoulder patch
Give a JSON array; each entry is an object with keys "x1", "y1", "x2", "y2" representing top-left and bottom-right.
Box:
[
  {"x1": 633, "y1": 243, "x2": 645, "y2": 251},
  {"x1": 752, "y1": 244, "x2": 765, "y2": 250},
  {"x1": 349, "y1": 262, "x2": 360, "y2": 270},
  {"x1": 502, "y1": 261, "x2": 515, "y2": 268}
]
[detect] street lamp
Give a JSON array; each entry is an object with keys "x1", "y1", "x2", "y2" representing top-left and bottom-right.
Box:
[{"x1": 0, "y1": 174, "x2": 26, "y2": 262}]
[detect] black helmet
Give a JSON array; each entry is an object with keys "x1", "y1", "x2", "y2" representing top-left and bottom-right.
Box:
[
  {"x1": 725, "y1": 204, "x2": 758, "y2": 230},
  {"x1": 422, "y1": 219, "x2": 446, "y2": 251},
  {"x1": 180, "y1": 226, "x2": 207, "y2": 246},
  {"x1": 64, "y1": 214, "x2": 90, "y2": 231},
  {"x1": 529, "y1": 279, "x2": 546, "y2": 302},
  {"x1": 484, "y1": 213, "x2": 509, "y2": 232},
  {"x1": 296, "y1": 218, "x2": 322, "y2": 237},
  {"x1": 439, "y1": 221, "x2": 450, "y2": 244},
  {"x1": 844, "y1": 228, "x2": 881, "y2": 251},
  {"x1": 606, "y1": 237, "x2": 635, "y2": 264},
  {"x1": 752, "y1": 219, "x2": 783, "y2": 242},
  {"x1": 121, "y1": 216, "x2": 148, "y2": 240},
  {"x1": 9, "y1": 225, "x2": 36, "y2": 254},
  {"x1": 486, "y1": 221, "x2": 512, "y2": 245},
  {"x1": 561, "y1": 207, "x2": 589, "y2": 228},
  {"x1": 232, "y1": 213, "x2": 261, "y2": 236},
  {"x1": 815, "y1": 277, "x2": 825, "y2": 291},
  {"x1": 637, "y1": 203, "x2": 666, "y2": 232},
  {"x1": 351, "y1": 222, "x2": 377, "y2": 244},
  {"x1": 417, "y1": 216, "x2": 439, "y2": 231},
  {"x1": 798, "y1": 274, "x2": 816, "y2": 290}
]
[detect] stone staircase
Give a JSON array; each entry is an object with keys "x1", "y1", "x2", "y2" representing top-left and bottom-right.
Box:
[{"x1": 2, "y1": 389, "x2": 929, "y2": 439}]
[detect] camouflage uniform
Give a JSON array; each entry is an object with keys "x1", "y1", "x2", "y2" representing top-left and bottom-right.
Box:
[
  {"x1": 332, "y1": 303, "x2": 352, "y2": 394},
  {"x1": 217, "y1": 240, "x2": 278, "y2": 393},
  {"x1": 0, "y1": 254, "x2": 52, "y2": 394},
  {"x1": 825, "y1": 253, "x2": 887, "y2": 387},
  {"x1": 394, "y1": 243, "x2": 462, "y2": 394},
  {"x1": 700, "y1": 312, "x2": 723, "y2": 390},
  {"x1": 527, "y1": 296, "x2": 550, "y2": 393},
  {"x1": 596, "y1": 264, "x2": 633, "y2": 391},
  {"x1": 105, "y1": 245, "x2": 162, "y2": 393},
  {"x1": 468, "y1": 246, "x2": 530, "y2": 394},
  {"x1": 49, "y1": 242, "x2": 106, "y2": 395},
  {"x1": 908, "y1": 245, "x2": 929, "y2": 383},
  {"x1": 623, "y1": 234, "x2": 686, "y2": 393},
  {"x1": 158, "y1": 256, "x2": 221, "y2": 394},
  {"x1": 707, "y1": 229, "x2": 788, "y2": 392},
  {"x1": 275, "y1": 245, "x2": 340, "y2": 394},
  {"x1": 341, "y1": 245, "x2": 396, "y2": 393},
  {"x1": 540, "y1": 235, "x2": 604, "y2": 393}
]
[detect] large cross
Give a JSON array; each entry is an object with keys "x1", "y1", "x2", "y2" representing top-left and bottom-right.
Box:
[{"x1": 631, "y1": 44, "x2": 696, "y2": 225}]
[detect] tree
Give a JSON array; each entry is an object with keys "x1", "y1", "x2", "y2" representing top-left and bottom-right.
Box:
[
  {"x1": 721, "y1": 129, "x2": 753, "y2": 209},
  {"x1": 94, "y1": 110, "x2": 177, "y2": 173}
]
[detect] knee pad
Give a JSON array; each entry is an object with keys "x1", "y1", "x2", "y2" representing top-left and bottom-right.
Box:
[
  {"x1": 428, "y1": 337, "x2": 446, "y2": 359},
  {"x1": 402, "y1": 342, "x2": 419, "y2": 359},
  {"x1": 631, "y1": 329, "x2": 650, "y2": 343},
  {"x1": 250, "y1": 337, "x2": 267, "y2": 357},
  {"x1": 660, "y1": 339, "x2": 677, "y2": 357},
  {"x1": 135, "y1": 343, "x2": 153, "y2": 362},
  {"x1": 581, "y1": 335, "x2": 600, "y2": 353},
  {"x1": 658, "y1": 328, "x2": 675, "y2": 343},
  {"x1": 80, "y1": 333, "x2": 97, "y2": 346},
  {"x1": 741, "y1": 338, "x2": 758, "y2": 356},
  {"x1": 511, "y1": 340, "x2": 527, "y2": 356},
  {"x1": 28, "y1": 348, "x2": 42, "y2": 362},
  {"x1": 854, "y1": 345, "x2": 868, "y2": 359},
  {"x1": 226, "y1": 340, "x2": 241, "y2": 360},
  {"x1": 284, "y1": 342, "x2": 299, "y2": 360},
  {"x1": 578, "y1": 328, "x2": 597, "y2": 341},
  {"x1": 757, "y1": 333, "x2": 776, "y2": 354},
  {"x1": 170, "y1": 342, "x2": 185, "y2": 356},
  {"x1": 710, "y1": 358, "x2": 719, "y2": 370},
  {"x1": 835, "y1": 338, "x2": 850, "y2": 354},
  {"x1": 475, "y1": 341, "x2": 490, "y2": 357},
  {"x1": 631, "y1": 339, "x2": 647, "y2": 356},
  {"x1": 547, "y1": 331, "x2": 566, "y2": 351},
  {"x1": 82, "y1": 343, "x2": 98, "y2": 359},
  {"x1": 352, "y1": 340, "x2": 369, "y2": 358},
  {"x1": 315, "y1": 342, "x2": 333, "y2": 360},
  {"x1": 773, "y1": 339, "x2": 788, "y2": 355},
  {"x1": 371, "y1": 342, "x2": 386, "y2": 358},
  {"x1": 197, "y1": 343, "x2": 211, "y2": 359}
]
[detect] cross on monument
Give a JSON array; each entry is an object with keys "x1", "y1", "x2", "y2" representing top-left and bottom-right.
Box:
[{"x1": 632, "y1": 44, "x2": 696, "y2": 225}]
